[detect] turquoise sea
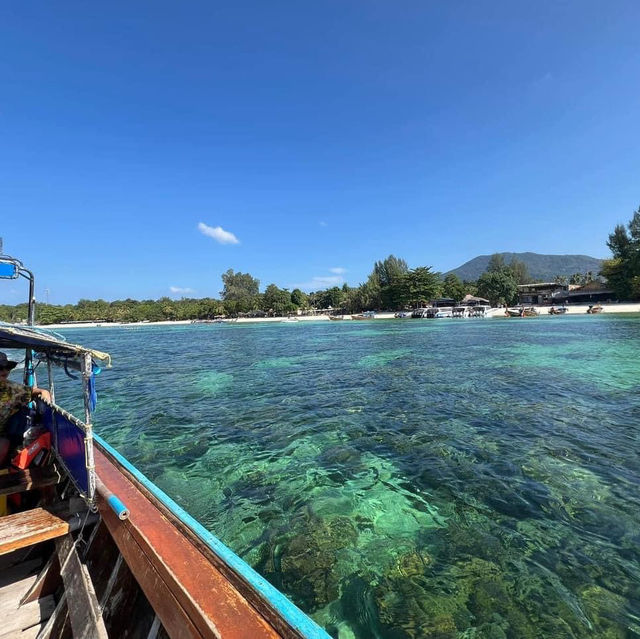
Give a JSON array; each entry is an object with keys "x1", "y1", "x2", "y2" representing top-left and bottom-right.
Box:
[{"x1": 54, "y1": 316, "x2": 639, "y2": 638}]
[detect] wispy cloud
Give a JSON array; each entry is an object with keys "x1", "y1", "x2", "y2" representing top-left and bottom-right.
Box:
[
  {"x1": 319, "y1": 221, "x2": 327, "y2": 227},
  {"x1": 329, "y1": 267, "x2": 346, "y2": 274},
  {"x1": 197, "y1": 222, "x2": 240, "y2": 245},
  {"x1": 292, "y1": 274, "x2": 345, "y2": 291},
  {"x1": 170, "y1": 286, "x2": 195, "y2": 294}
]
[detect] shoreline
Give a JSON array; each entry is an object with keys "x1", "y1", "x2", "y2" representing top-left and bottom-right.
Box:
[{"x1": 34, "y1": 303, "x2": 640, "y2": 329}]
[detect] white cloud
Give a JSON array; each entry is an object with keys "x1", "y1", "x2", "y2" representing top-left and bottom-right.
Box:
[
  {"x1": 292, "y1": 275, "x2": 345, "y2": 291},
  {"x1": 197, "y1": 222, "x2": 240, "y2": 245},
  {"x1": 329, "y1": 267, "x2": 346, "y2": 274},
  {"x1": 170, "y1": 286, "x2": 195, "y2": 294}
]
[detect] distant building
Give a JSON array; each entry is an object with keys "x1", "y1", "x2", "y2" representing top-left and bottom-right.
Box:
[
  {"x1": 517, "y1": 282, "x2": 568, "y2": 305},
  {"x1": 431, "y1": 297, "x2": 457, "y2": 308},
  {"x1": 551, "y1": 280, "x2": 615, "y2": 305},
  {"x1": 517, "y1": 280, "x2": 616, "y2": 305},
  {"x1": 460, "y1": 294, "x2": 490, "y2": 306}
]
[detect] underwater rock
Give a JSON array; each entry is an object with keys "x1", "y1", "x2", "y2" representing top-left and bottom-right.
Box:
[
  {"x1": 579, "y1": 585, "x2": 628, "y2": 639},
  {"x1": 262, "y1": 516, "x2": 359, "y2": 611}
]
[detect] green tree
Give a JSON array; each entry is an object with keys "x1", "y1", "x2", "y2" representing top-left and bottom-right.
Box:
[
  {"x1": 368, "y1": 255, "x2": 410, "y2": 309},
  {"x1": 373, "y1": 255, "x2": 409, "y2": 287},
  {"x1": 405, "y1": 267, "x2": 441, "y2": 307},
  {"x1": 601, "y1": 205, "x2": 640, "y2": 300},
  {"x1": 262, "y1": 284, "x2": 295, "y2": 316},
  {"x1": 600, "y1": 258, "x2": 629, "y2": 300},
  {"x1": 315, "y1": 286, "x2": 345, "y2": 310},
  {"x1": 221, "y1": 269, "x2": 260, "y2": 314},
  {"x1": 476, "y1": 270, "x2": 518, "y2": 306},
  {"x1": 441, "y1": 273, "x2": 466, "y2": 302},
  {"x1": 508, "y1": 258, "x2": 531, "y2": 284},
  {"x1": 290, "y1": 288, "x2": 307, "y2": 309},
  {"x1": 487, "y1": 253, "x2": 507, "y2": 273}
]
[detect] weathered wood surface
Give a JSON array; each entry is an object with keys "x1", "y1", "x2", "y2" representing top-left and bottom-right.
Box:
[
  {"x1": 0, "y1": 574, "x2": 37, "y2": 605},
  {"x1": 94, "y1": 446, "x2": 282, "y2": 639},
  {"x1": 0, "y1": 508, "x2": 69, "y2": 556},
  {"x1": 21, "y1": 554, "x2": 61, "y2": 605},
  {"x1": 0, "y1": 577, "x2": 55, "y2": 636},
  {"x1": 0, "y1": 558, "x2": 42, "y2": 588},
  {"x1": 0, "y1": 623, "x2": 45, "y2": 639},
  {"x1": 35, "y1": 591, "x2": 70, "y2": 639},
  {"x1": 0, "y1": 467, "x2": 61, "y2": 497},
  {"x1": 55, "y1": 534, "x2": 108, "y2": 639},
  {"x1": 83, "y1": 520, "x2": 159, "y2": 638}
]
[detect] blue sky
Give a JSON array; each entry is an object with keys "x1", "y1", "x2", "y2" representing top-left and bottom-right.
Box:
[{"x1": 1, "y1": 1, "x2": 639, "y2": 304}]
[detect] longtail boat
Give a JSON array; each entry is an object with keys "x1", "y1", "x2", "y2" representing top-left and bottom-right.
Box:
[
  {"x1": 505, "y1": 306, "x2": 539, "y2": 317},
  {"x1": 587, "y1": 304, "x2": 604, "y2": 314},
  {"x1": 0, "y1": 251, "x2": 330, "y2": 638}
]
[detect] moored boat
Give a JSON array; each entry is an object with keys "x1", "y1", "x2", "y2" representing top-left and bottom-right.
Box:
[
  {"x1": 0, "y1": 251, "x2": 331, "y2": 639},
  {"x1": 548, "y1": 306, "x2": 568, "y2": 315},
  {"x1": 351, "y1": 311, "x2": 376, "y2": 320},
  {"x1": 587, "y1": 304, "x2": 604, "y2": 314},
  {"x1": 506, "y1": 306, "x2": 539, "y2": 317}
]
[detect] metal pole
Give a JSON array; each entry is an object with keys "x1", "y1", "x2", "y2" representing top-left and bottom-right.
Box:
[
  {"x1": 82, "y1": 352, "x2": 97, "y2": 505},
  {"x1": 47, "y1": 358, "x2": 56, "y2": 404},
  {"x1": 19, "y1": 267, "x2": 37, "y2": 387}
]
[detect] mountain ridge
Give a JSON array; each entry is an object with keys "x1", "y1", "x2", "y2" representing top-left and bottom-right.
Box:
[{"x1": 446, "y1": 252, "x2": 604, "y2": 282}]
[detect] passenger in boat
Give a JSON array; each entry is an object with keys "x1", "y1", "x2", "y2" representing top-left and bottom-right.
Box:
[{"x1": 0, "y1": 352, "x2": 51, "y2": 465}]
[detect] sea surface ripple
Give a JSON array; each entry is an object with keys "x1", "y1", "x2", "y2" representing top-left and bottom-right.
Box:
[{"x1": 55, "y1": 315, "x2": 640, "y2": 638}]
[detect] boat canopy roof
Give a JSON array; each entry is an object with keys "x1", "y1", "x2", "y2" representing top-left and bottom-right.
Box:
[{"x1": 0, "y1": 323, "x2": 111, "y2": 368}]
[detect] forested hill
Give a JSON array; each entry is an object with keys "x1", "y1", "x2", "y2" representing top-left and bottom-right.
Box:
[{"x1": 446, "y1": 252, "x2": 604, "y2": 282}]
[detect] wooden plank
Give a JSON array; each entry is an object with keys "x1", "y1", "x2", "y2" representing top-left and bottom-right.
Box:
[
  {"x1": 0, "y1": 594, "x2": 55, "y2": 635},
  {"x1": 2, "y1": 624, "x2": 45, "y2": 638},
  {"x1": 0, "y1": 468, "x2": 61, "y2": 497},
  {"x1": 21, "y1": 554, "x2": 61, "y2": 605},
  {"x1": 33, "y1": 591, "x2": 68, "y2": 639},
  {"x1": 0, "y1": 509, "x2": 69, "y2": 556},
  {"x1": 95, "y1": 448, "x2": 282, "y2": 639},
  {"x1": 0, "y1": 623, "x2": 45, "y2": 638},
  {"x1": 82, "y1": 520, "x2": 122, "y2": 603},
  {"x1": 55, "y1": 535, "x2": 108, "y2": 639},
  {"x1": 0, "y1": 558, "x2": 42, "y2": 588},
  {"x1": 0, "y1": 574, "x2": 37, "y2": 605}
]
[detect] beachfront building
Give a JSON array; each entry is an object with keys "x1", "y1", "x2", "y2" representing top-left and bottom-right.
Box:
[
  {"x1": 550, "y1": 280, "x2": 615, "y2": 305},
  {"x1": 460, "y1": 294, "x2": 490, "y2": 306},
  {"x1": 517, "y1": 282, "x2": 568, "y2": 305}
]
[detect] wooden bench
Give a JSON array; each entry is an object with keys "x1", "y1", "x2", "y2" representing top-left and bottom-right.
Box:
[
  {"x1": 0, "y1": 508, "x2": 69, "y2": 556},
  {"x1": 0, "y1": 467, "x2": 61, "y2": 497}
]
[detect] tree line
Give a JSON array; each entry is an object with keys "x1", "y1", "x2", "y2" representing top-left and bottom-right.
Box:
[
  {"x1": 2, "y1": 207, "x2": 637, "y2": 325},
  {"x1": 0, "y1": 257, "x2": 527, "y2": 323}
]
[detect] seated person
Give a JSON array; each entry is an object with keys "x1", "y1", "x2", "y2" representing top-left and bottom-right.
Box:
[{"x1": 0, "y1": 352, "x2": 51, "y2": 466}]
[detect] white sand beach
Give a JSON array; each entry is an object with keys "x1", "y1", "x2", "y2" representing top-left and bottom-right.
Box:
[{"x1": 36, "y1": 302, "x2": 640, "y2": 330}]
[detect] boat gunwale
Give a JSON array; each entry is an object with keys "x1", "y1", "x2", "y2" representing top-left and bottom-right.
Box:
[{"x1": 93, "y1": 434, "x2": 331, "y2": 639}]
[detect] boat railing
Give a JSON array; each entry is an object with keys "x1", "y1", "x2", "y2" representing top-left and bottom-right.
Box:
[{"x1": 38, "y1": 399, "x2": 97, "y2": 507}]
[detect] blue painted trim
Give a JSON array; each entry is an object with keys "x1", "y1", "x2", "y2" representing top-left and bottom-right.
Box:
[
  {"x1": 94, "y1": 434, "x2": 331, "y2": 639},
  {"x1": 106, "y1": 494, "x2": 129, "y2": 520}
]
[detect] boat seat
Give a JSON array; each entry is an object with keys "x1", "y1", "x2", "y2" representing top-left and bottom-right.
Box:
[
  {"x1": 0, "y1": 508, "x2": 69, "y2": 556},
  {"x1": 0, "y1": 467, "x2": 61, "y2": 497}
]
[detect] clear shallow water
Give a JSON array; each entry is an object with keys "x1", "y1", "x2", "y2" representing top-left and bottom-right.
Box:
[{"x1": 53, "y1": 316, "x2": 640, "y2": 638}]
